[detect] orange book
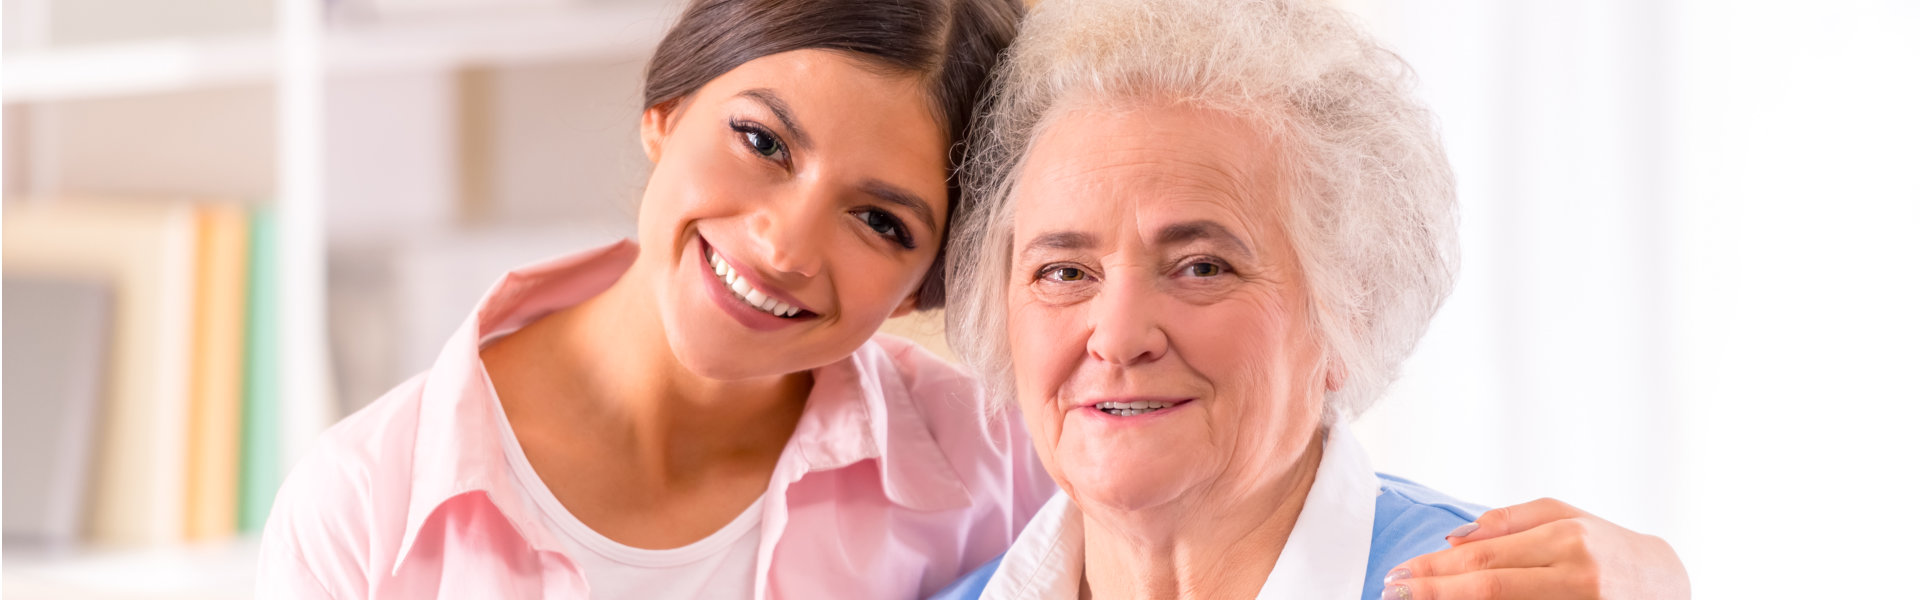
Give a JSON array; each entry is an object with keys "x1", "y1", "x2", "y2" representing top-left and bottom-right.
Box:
[{"x1": 185, "y1": 205, "x2": 249, "y2": 540}]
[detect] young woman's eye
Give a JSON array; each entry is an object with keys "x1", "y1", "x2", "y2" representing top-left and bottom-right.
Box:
[
  {"x1": 853, "y1": 209, "x2": 916, "y2": 249},
  {"x1": 730, "y1": 119, "x2": 788, "y2": 163}
]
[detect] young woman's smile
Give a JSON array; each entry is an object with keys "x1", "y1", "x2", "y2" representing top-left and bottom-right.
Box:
[{"x1": 697, "y1": 234, "x2": 819, "y2": 331}]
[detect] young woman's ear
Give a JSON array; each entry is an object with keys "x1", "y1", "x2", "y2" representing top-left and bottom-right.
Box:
[{"x1": 641, "y1": 100, "x2": 681, "y2": 163}]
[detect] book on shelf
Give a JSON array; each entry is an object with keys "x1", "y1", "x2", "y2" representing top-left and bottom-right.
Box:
[
  {"x1": 0, "y1": 198, "x2": 347, "y2": 547},
  {"x1": 3, "y1": 200, "x2": 200, "y2": 547},
  {"x1": 186, "y1": 205, "x2": 250, "y2": 541},
  {"x1": 238, "y1": 208, "x2": 281, "y2": 533},
  {"x1": 1, "y1": 277, "x2": 115, "y2": 550}
]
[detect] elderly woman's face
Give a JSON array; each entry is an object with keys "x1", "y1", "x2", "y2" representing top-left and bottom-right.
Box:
[{"x1": 1006, "y1": 103, "x2": 1332, "y2": 514}]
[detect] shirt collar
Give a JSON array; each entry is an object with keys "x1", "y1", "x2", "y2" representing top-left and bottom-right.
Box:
[
  {"x1": 394, "y1": 240, "x2": 636, "y2": 575},
  {"x1": 1253, "y1": 417, "x2": 1378, "y2": 600},
  {"x1": 776, "y1": 336, "x2": 973, "y2": 512},
  {"x1": 392, "y1": 240, "x2": 974, "y2": 574},
  {"x1": 983, "y1": 418, "x2": 1379, "y2": 599}
]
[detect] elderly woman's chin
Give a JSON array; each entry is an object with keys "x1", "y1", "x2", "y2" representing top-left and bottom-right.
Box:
[{"x1": 1046, "y1": 404, "x2": 1221, "y2": 513}]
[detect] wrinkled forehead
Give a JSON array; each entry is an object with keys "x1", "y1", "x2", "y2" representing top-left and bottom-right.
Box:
[{"x1": 1007, "y1": 101, "x2": 1290, "y2": 246}]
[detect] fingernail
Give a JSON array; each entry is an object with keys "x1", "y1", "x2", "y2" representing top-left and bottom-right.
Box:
[
  {"x1": 1446, "y1": 522, "x2": 1480, "y2": 539},
  {"x1": 1381, "y1": 583, "x2": 1411, "y2": 600},
  {"x1": 1383, "y1": 567, "x2": 1411, "y2": 584}
]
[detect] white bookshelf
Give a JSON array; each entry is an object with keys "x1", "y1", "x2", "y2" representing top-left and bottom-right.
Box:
[
  {"x1": 2, "y1": 0, "x2": 675, "y2": 596},
  {"x1": 2, "y1": 538, "x2": 261, "y2": 600},
  {"x1": 3, "y1": 2, "x2": 676, "y2": 104}
]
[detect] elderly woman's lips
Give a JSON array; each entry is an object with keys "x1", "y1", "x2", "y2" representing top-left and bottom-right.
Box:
[{"x1": 1089, "y1": 398, "x2": 1191, "y2": 417}]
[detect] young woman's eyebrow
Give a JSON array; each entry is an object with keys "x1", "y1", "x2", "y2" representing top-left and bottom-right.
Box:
[
  {"x1": 860, "y1": 179, "x2": 936, "y2": 233},
  {"x1": 737, "y1": 88, "x2": 813, "y2": 151}
]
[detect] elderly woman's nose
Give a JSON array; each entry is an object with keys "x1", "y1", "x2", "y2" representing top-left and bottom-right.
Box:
[
  {"x1": 1085, "y1": 277, "x2": 1169, "y2": 366},
  {"x1": 744, "y1": 193, "x2": 826, "y2": 277}
]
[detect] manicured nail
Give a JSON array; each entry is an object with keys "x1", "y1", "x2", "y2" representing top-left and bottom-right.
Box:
[
  {"x1": 1446, "y1": 522, "x2": 1480, "y2": 539},
  {"x1": 1381, "y1": 583, "x2": 1411, "y2": 600},
  {"x1": 1383, "y1": 568, "x2": 1411, "y2": 584}
]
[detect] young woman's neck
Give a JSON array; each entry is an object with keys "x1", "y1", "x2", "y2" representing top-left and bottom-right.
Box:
[{"x1": 501, "y1": 257, "x2": 812, "y2": 483}]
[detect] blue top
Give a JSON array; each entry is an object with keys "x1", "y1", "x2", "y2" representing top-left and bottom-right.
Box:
[{"x1": 928, "y1": 473, "x2": 1484, "y2": 600}]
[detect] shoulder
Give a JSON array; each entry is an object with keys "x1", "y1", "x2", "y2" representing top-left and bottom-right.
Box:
[
  {"x1": 857, "y1": 336, "x2": 1055, "y2": 575},
  {"x1": 1365, "y1": 474, "x2": 1487, "y2": 592},
  {"x1": 927, "y1": 553, "x2": 1003, "y2": 600},
  {"x1": 862, "y1": 335, "x2": 1046, "y2": 489},
  {"x1": 859, "y1": 335, "x2": 1001, "y2": 453},
  {"x1": 277, "y1": 373, "x2": 432, "y2": 506},
  {"x1": 1375, "y1": 472, "x2": 1485, "y2": 527},
  {"x1": 261, "y1": 374, "x2": 432, "y2": 588},
  {"x1": 865, "y1": 334, "x2": 979, "y2": 397}
]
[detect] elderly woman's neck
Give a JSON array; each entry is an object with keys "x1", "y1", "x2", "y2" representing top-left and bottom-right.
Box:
[{"x1": 1077, "y1": 432, "x2": 1327, "y2": 600}]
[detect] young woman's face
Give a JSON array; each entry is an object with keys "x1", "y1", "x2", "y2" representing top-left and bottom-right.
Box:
[{"x1": 636, "y1": 49, "x2": 951, "y2": 380}]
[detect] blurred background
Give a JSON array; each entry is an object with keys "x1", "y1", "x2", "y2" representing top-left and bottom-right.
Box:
[{"x1": 0, "y1": 0, "x2": 1913, "y2": 598}]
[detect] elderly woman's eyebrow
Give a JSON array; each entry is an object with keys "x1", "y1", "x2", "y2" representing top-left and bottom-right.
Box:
[
  {"x1": 1020, "y1": 231, "x2": 1097, "y2": 261},
  {"x1": 1155, "y1": 220, "x2": 1252, "y2": 256},
  {"x1": 738, "y1": 88, "x2": 814, "y2": 151}
]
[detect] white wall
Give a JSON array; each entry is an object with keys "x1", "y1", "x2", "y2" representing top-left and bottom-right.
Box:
[{"x1": 1340, "y1": 0, "x2": 1920, "y2": 596}]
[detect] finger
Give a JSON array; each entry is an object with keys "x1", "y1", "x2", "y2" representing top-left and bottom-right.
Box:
[
  {"x1": 1381, "y1": 568, "x2": 1592, "y2": 600},
  {"x1": 1451, "y1": 497, "x2": 1593, "y2": 544},
  {"x1": 1392, "y1": 519, "x2": 1573, "y2": 579}
]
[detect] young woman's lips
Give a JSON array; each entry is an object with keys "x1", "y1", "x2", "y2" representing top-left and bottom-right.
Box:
[{"x1": 698, "y1": 236, "x2": 817, "y2": 332}]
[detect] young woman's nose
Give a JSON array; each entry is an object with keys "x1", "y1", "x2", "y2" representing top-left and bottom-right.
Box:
[
  {"x1": 1084, "y1": 274, "x2": 1169, "y2": 367},
  {"x1": 744, "y1": 192, "x2": 827, "y2": 278}
]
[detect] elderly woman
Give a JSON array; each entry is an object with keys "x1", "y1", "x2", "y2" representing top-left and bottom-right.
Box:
[{"x1": 933, "y1": 0, "x2": 1686, "y2": 598}]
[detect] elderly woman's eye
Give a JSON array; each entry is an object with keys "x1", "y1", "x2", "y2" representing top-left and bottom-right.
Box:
[
  {"x1": 1043, "y1": 265, "x2": 1089, "y2": 282},
  {"x1": 1184, "y1": 260, "x2": 1229, "y2": 277}
]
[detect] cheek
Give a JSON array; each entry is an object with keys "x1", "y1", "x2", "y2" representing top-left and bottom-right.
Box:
[
  {"x1": 639, "y1": 134, "x2": 750, "y2": 229},
  {"x1": 833, "y1": 248, "x2": 920, "y2": 325},
  {"x1": 1177, "y1": 297, "x2": 1314, "y2": 424},
  {"x1": 1007, "y1": 295, "x2": 1082, "y2": 401},
  {"x1": 1007, "y1": 295, "x2": 1084, "y2": 453}
]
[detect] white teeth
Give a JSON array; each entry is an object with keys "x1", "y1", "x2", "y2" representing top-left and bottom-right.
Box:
[
  {"x1": 1094, "y1": 400, "x2": 1178, "y2": 416},
  {"x1": 708, "y1": 249, "x2": 802, "y2": 318}
]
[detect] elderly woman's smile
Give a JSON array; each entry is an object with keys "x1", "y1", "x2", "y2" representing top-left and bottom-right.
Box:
[{"x1": 1006, "y1": 102, "x2": 1333, "y2": 519}]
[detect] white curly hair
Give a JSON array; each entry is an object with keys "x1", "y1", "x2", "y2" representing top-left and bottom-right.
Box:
[{"x1": 944, "y1": 0, "x2": 1459, "y2": 421}]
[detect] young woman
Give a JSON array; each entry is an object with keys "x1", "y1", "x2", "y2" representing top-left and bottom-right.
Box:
[
  {"x1": 259, "y1": 1, "x2": 1046, "y2": 598},
  {"x1": 258, "y1": 0, "x2": 1686, "y2": 598}
]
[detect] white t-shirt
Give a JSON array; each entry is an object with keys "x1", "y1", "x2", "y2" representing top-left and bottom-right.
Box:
[{"x1": 491, "y1": 398, "x2": 762, "y2": 600}]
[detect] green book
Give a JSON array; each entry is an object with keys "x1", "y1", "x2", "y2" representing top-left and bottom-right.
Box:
[{"x1": 238, "y1": 209, "x2": 280, "y2": 532}]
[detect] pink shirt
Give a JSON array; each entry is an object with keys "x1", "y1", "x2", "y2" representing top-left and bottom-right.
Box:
[{"x1": 258, "y1": 240, "x2": 1055, "y2": 599}]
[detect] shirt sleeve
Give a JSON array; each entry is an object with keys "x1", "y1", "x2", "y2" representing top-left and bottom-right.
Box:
[
  {"x1": 256, "y1": 534, "x2": 339, "y2": 600},
  {"x1": 254, "y1": 441, "x2": 376, "y2": 600}
]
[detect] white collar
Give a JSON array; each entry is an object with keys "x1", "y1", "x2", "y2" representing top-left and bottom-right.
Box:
[{"x1": 984, "y1": 418, "x2": 1379, "y2": 600}]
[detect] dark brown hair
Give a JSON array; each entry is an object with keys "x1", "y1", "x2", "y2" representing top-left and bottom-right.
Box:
[{"x1": 643, "y1": 0, "x2": 1024, "y2": 310}]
